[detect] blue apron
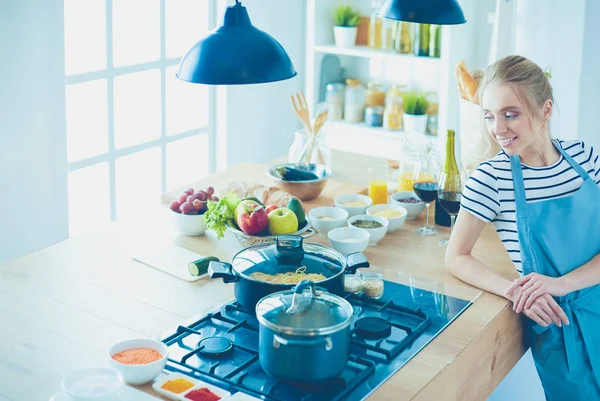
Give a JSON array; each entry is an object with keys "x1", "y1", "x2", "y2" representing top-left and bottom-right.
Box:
[{"x1": 510, "y1": 140, "x2": 600, "y2": 400}]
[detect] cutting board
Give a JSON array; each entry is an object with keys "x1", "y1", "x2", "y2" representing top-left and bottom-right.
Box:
[{"x1": 130, "y1": 242, "x2": 208, "y2": 282}]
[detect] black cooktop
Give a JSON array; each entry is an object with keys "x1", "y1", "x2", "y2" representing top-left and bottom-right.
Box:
[{"x1": 161, "y1": 280, "x2": 472, "y2": 400}]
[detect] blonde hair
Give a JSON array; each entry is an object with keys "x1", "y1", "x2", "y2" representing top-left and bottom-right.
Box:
[{"x1": 479, "y1": 55, "x2": 554, "y2": 126}]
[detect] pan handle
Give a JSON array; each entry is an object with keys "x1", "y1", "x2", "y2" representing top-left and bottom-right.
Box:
[
  {"x1": 208, "y1": 261, "x2": 239, "y2": 283},
  {"x1": 346, "y1": 252, "x2": 369, "y2": 274}
]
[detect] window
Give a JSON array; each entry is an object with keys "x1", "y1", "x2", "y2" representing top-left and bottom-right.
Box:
[{"x1": 63, "y1": 0, "x2": 215, "y2": 237}]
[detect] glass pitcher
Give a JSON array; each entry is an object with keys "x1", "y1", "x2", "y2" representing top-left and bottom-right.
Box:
[
  {"x1": 288, "y1": 129, "x2": 332, "y2": 167},
  {"x1": 397, "y1": 132, "x2": 431, "y2": 192}
]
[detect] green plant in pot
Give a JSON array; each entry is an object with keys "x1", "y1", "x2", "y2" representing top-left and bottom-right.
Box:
[
  {"x1": 333, "y1": 5, "x2": 361, "y2": 49},
  {"x1": 402, "y1": 91, "x2": 429, "y2": 134}
]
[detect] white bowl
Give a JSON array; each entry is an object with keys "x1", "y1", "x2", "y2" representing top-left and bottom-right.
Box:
[
  {"x1": 327, "y1": 227, "x2": 370, "y2": 256},
  {"x1": 391, "y1": 191, "x2": 426, "y2": 220},
  {"x1": 108, "y1": 338, "x2": 168, "y2": 385},
  {"x1": 170, "y1": 209, "x2": 207, "y2": 236},
  {"x1": 61, "y1": 368, "x2": 124, "y2": 401},
  {"x1": 308, "y1": 206, "x2": 349, "y2": 236},
  {"x1": 347, "y1": 214, "x2": 389, "y2": 246},
  {"x1": 334, "y1": 194, "x2": 373, "y2": 217},
  {"x1": 153, "y1": 372, "x2": 231, "y2": 401},
  {"x1": 366, "y1": 204, "x2": 408, "y2": 232}
]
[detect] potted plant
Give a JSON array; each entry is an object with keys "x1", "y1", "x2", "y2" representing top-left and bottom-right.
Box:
[
  {"x1": 402, "y1": 92, "x2": 429, "y2": 134},
  {"x1": 333, "y1": 5, "x2": 361, "y2": 48}
]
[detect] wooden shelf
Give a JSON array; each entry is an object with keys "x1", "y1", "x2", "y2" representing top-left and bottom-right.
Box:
[{"x1": 313, "y1": 44, "x2": 441, "y2": 64}]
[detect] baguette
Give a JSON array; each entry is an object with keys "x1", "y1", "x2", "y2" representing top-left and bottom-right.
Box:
[
  {"x1": 455, "y1": 61, "x2": 481, "y2": 104},
  {"x1": 223, "y1": 181, "x2": 297, "y2": 208}
]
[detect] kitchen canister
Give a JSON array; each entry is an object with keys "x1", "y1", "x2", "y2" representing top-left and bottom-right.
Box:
[
  {"x1": 325, "y1": 82, "x2": 345, "y2": 121},
  {"x1": 365, "y1": 106, "x2": 384, "y2": 127}
]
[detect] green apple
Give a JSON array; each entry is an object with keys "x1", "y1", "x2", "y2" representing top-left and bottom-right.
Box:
[
  {"x1": 267, "y1": 207, "x2": 299, "y2": 235},
  {"x1": 234, "y1": 200, "x2": 260, "y2": 225}
]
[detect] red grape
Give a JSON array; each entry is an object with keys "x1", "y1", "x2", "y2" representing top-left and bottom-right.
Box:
[
  {"x1": 210, "y1": 196, "x2": 219, "y2": 202},
  {"x1": 206, "y1": 186, "x2": 214, "y2": 196},
  {"x1": 170, "y1": 200, "x2": 181, "y2": 212},
  {"x1": 178, "y1": 194, "x2": 188, "y2": 204},
  {"x1": 180, "y1": 202, "x2": 194, "y2": 214},
  {"x1": 192, "y1": 199, "x2": 204, "y2": 211},
  {"x1": 184, "y1": 188, "x2": 194, "y2": 196},
  {"x1": 186, "y1": 195, "x2": 195, "y2": 203},
  {"x1": 194, "y1": 191, "x2": 207, "y2": 201}
]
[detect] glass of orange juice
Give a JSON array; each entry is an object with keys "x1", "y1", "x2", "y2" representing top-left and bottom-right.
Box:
[{"x1": 368, "y1": 166, "x2": 389, "y2": 205}]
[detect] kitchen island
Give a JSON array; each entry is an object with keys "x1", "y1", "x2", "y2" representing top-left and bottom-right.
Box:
[{"x1": 0, "y1": 152, "x2": 524, "y2": 401}]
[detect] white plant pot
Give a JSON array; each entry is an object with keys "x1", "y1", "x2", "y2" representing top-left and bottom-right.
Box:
[
  {"x1": 403, "y1": 113, "x2": 428, "y2": 134},
  {"x1": 333, "y1": 26, "x2": 357, "y2": 48}
]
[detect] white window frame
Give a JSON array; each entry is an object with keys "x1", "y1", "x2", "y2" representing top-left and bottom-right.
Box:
[{"x1": 65, "y1": 0, "x2": 217, "y2": 223}]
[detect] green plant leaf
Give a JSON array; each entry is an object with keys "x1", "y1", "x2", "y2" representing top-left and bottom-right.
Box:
[
  {"x1": 334, "y1": 5, "x2": 361, "y2": 27},
  {"x1": 402, "y1": 91, "x2": 429, "y2": 115}
]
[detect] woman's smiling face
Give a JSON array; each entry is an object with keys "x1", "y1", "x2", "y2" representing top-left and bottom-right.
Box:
[{"x1": 481, "y1": 83, "x2": 544, "y2": 156}]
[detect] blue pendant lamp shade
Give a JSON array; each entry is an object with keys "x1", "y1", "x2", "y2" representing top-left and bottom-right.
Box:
[
  {"x1": 176, "y1": 0, "x2": 297, "y2": 85},
  {"x1": 378, "y1": 0, "x2": 466, "y2": 25}
]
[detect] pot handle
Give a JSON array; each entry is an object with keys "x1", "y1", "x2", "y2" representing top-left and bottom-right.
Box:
[
  {"x1": 285, "y1": 280, "x2": 316, "y2": 315},
  {"x1": 273, "y1": 334, "x2": 333, "y2": 351},
  {"x1": 208, "y1": 261, "x2": 238, "y2": 283},
  {"x1": 299, "y1": 228, "x2": 315, "y2": 239},
  {"x1": 346, "y1": 252, "x2": 370, "y2": 274}
]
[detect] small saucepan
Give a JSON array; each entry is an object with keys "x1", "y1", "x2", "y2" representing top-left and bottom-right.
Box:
[{"x1": 208, "y1": 235, "x2": 369, "y2": 311}]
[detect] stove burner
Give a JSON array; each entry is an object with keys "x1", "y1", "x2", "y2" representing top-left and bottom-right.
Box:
[
  {"x1": 354, "y1": 317, "x2": 391, "y2": 340},
  {"x1": 197, "y1": 336, "x2": 233, "y2": 358}
]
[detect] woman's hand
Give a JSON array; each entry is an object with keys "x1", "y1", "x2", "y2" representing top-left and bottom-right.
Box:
[
  {"x1": 504, "y1": 272, "x2": 569, "y2": 313},
  {"x1": 505, "y1": 284, "x2": 570, "y2": 327}
]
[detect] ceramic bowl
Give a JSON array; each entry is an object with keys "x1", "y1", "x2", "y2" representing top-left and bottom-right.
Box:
[
  {"x1": 267, "y1": 163, "x2": 331, "y2": 201},
  {"x1": 347, "y1": 214, "x2": 389, "y2": 246},
  {"x1": 333, "y1": 194, "x2": 373, "y2": 217},
  {"x1": 61, "y1": 368, "x2": 124, "y2": 401},
  {"x1": 391, "y1": 191, "x2": 426, "y2": 220},
  {"x1": 327, "y1": 227, "x2": 370, "y2": 256},
  {"x1": 170, "y1": 209, "x2": 207, "y2": 236},
  {"x1": 366, "y1": 204, "x2": 408, "y2": 232},
  {"x1": 108, "y1": 338, "x2": 168, "y2": 385},
  {"x1": 308, "y1": 206, "x2": 349, "y2": 236}
]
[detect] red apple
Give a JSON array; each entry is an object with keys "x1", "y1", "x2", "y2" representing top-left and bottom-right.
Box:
[
  {"x1": 236, "y1": 203, "x2": 268, "y2": 235},
  {"x1": 265, "y1": 204, "x2": 278, "y2": 214}
]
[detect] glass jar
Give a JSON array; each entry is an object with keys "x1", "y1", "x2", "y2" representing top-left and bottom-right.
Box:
[
  {"x1": 361, "y1": 272, "x2": 384, "y2": 299},
  {"x1": 368, "y1": 0, "x2": 383, "y2": 49},
  {"x1": 384, "y1": 85, "x2": 403, "y2": 130},
  {"x1": 365, "y1": 106, "x2": 384, "y2": 127},
  {"x1": 398, "y1": 133, "x2": 431, "y2": 191},
  {"x1": 365, "y1": 83, "x2": 386, "y2": 108},
  {"x1": 344, "y1": 79, "x2": 366, "y2": 123},
  {"x1": 395, "y1": 21, "x2": 413, "y2": 54},
  {"x1": 288, "y1": 129, "x2": 332, "y2": 167},
  {"x1": 325, "y1": 82, "x2": 345, "y2": 121},
  {"x1": 344, "y1": 273, "x2": 363, "y2": 294},
  {"x1": 414, "y1": 23, "x2": 430, "y2": 56},
  {"x1": 429, "y1": 25, "x2": 441, "y2": 58}
]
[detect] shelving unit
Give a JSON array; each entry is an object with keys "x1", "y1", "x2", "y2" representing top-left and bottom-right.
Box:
[{"x1": 313, "y1": 44, "x2": 442, "y2": 64}]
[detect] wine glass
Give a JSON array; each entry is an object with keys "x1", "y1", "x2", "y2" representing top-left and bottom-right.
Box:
[
  {"x1": 412, "y1": 151, "x2": 439, "y2": 236},
  {"x1": 437, "y1": 171, "x2": 463, "y2": 247}
]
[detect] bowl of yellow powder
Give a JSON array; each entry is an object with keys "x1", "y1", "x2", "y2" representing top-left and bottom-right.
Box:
[{"x1": 366, "y1": 204, "x2": 408, "y2": 232}]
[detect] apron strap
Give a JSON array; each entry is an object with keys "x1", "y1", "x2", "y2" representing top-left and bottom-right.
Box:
[
  {"x1": 553, "y1": 140, "x2": 592, "y2": 181},
  {"x1": 510, "y1": 155, "x2": 528, "y2": 211}
]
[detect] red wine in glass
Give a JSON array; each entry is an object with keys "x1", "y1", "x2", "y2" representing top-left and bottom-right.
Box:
[
  {"x1": 413, "y1": 182, "x2": 439, "y2": 203},
  {"x1": 438, "y1": 192, "x2": 462, "y2": 215}
]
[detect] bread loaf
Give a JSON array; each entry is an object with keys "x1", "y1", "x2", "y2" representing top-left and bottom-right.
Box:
[{"x1": 223, "y1": 181, "x2": 297, "y2": 208}]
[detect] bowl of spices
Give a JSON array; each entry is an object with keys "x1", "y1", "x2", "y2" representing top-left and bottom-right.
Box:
[
  {"x1": 108, "y1": 338, "x2": 168, "y2": 385},
  {"x1": 366, "y1": 204, "x2": 407, "y2": 232},
  {"x1": 391, "y1": 191, "x2": 426, "y2": 220},
  {"x1": 152, "y1": 373, "x2": 230, "y2": 401},
  {"x1": 347, "y1": 214, "x2": 389, "y2": 246}
]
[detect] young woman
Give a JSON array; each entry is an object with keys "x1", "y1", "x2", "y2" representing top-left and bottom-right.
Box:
[{"x1": 445, "y1": 55, "x2": 600, "y2": 399}]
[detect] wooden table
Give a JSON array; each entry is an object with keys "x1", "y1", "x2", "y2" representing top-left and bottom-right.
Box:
[{"x1": 0, "y1": 155, "x2": 524, "y2": 401}]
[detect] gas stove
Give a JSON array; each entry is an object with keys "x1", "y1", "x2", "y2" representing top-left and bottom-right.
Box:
[{"x1": 161, "y1": 280, "x2": 472, "y2": 400}]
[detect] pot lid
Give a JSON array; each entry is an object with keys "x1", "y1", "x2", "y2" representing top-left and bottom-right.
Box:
[
  {"x1": 232, "y1": 235, "x2": 346, "y2": 282},
  {"x1": 255, "y1": 280, "x2": 353, "y2": 335}
]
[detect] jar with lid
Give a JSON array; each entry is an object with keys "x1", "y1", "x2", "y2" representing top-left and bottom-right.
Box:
[
  {"x1": 383, "y1": 85, "x2": 403, "y2": 130},
  {"x1": 344, "y1": 79, "x2": 366, "y2": 123},
  {"x1": 365, "y1": 106, "x2": 384, "y2": 127},
  {"x1": 325, "y1": 82, "x2": 345, "y2": 121},
  {"x1": 361, "y1": 272, "x2": 384, "y2": 299},
  {"x1": 288, "y1": 129, "x2": 332, "y2": 167},
  {"x1": 365, "y1": 83, "x2": 386, "y2": 108},
  {"x1": 368, "y1": 0, "x2": 384, "y2": 49},
  {"x1": 344, "y1": 273, "x2": 363, "y2": 295}
]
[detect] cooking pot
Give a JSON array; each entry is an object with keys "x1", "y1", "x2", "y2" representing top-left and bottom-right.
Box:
[
  {"x1": 208, "y1": 235, "x2": 369, "y2": 311},
  {"x1": 255, "y1": 280, "x2": 353, "y2": 382}
]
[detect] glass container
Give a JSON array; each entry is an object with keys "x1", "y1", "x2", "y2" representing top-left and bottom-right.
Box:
[
  {"x1": 344, "y1": 79, "x2": 366, "y2": 123},
  {"x1": 288, "y1": 129, "x2": 332, "y2": 167},
  {"x1": 325, "y1": 82, "x2": 345, "y2": 121},
  {"x1": 361, "y1": 272, "x2": 384, "y2": 299}
]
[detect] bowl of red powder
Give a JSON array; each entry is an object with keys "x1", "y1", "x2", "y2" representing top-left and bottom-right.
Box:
[{"x1": 108, "y1": 338, "x2": 168, "y2": 385}]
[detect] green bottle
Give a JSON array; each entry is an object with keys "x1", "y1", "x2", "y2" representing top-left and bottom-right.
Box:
[
  {"x1": 414, "y1": 23, "x2": 430, "y2": 57},
  {"x1": 429, "y1": 25, "x2": 441, "y2": 58}
]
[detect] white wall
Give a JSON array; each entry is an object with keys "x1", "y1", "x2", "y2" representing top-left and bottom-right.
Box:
[
  {"x1": 0, "y1": 0, "x2": 69, "y2": 263},
  {"x1": 217, "y1": 0, "x2": 306, "y2": 168}
]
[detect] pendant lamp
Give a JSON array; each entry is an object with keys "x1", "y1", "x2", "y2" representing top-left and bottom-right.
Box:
[
  {"x1": 176, "y1": 0, "x2": 297, "y2": 85},
  {"x1": 378, "y1": 0, "x2": 466, "y2": 25}
]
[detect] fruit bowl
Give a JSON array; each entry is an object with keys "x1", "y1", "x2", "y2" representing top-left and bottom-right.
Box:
[
  {"x1": 225, "y1": 220, "x2": 314, "y2": 247},
  {"x1": 267, "y1": 163, "x2": 331, "y2": 201},
  {"x1": 169, "y1": 186, "x2": 217, "y2": 236}
]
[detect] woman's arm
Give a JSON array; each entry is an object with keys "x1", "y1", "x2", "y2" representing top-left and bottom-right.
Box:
[
  {"x1": 446, "y1": 210, "x2": 568, "y2": 326},
  {"x1": 444, "y1": 209, "x2": 514, "y2": 297}
]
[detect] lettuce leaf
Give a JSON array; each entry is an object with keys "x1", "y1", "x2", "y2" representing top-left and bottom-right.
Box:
[{"x1": 204, "y1": 192, "x2": 240, "y2": 239}]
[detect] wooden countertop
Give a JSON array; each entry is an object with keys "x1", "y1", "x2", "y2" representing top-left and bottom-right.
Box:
[{"x1": 0, "y1": 154, "x2": 524, "y2": 401}]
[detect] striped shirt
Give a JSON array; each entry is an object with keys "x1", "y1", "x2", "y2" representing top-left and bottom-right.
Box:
[{"x1": 461, "y1": 140, "x2": 600, "y2": 274}]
